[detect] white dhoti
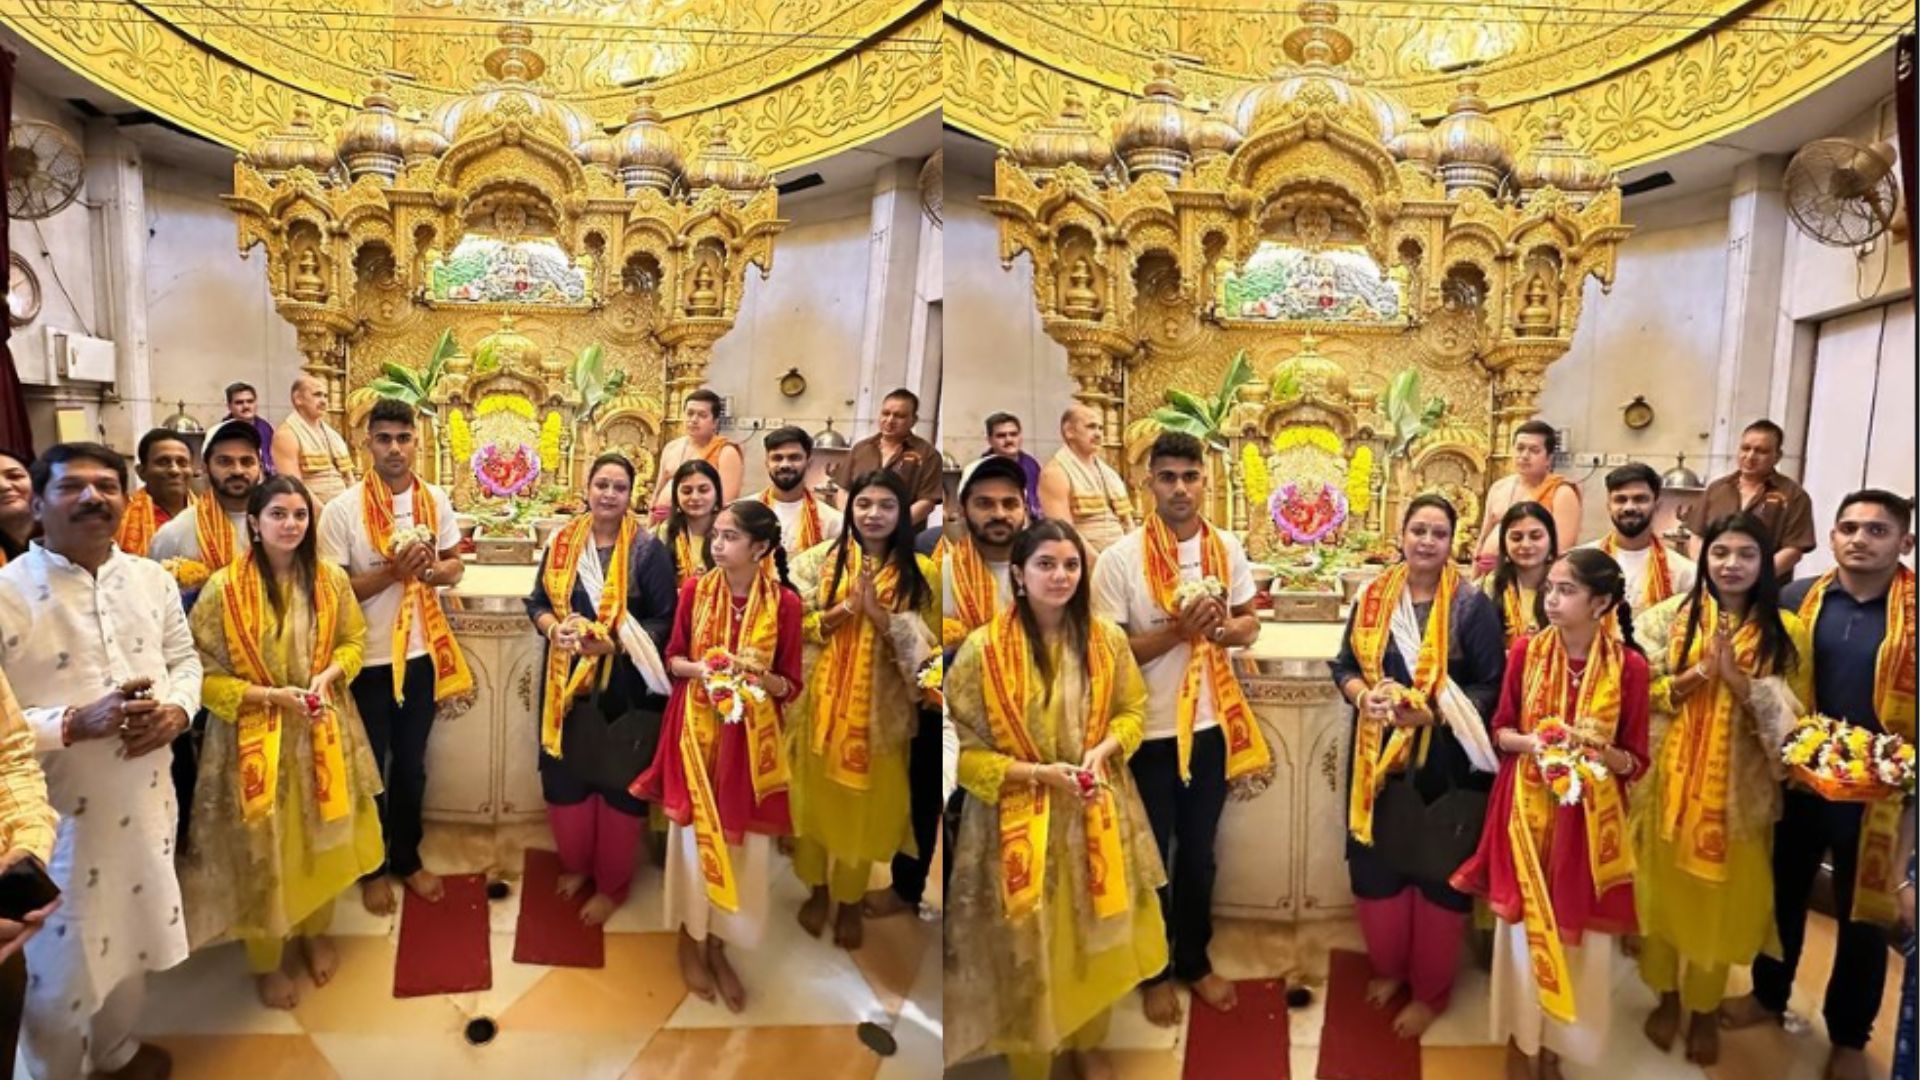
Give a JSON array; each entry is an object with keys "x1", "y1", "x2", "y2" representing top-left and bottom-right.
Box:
[
  {"x1": 661, "y1": 823, "x2": 773, "y2": 949},
  {"x1": 1489, "y1": 919, "x2": 1615, "y2": 1065}
]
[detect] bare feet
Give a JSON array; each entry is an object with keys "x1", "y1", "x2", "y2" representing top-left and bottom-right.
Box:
[
  {"x1": 403, "y1": 869, "x2": 445, "y2": 903},
  {"x1": 1391, "y1": 999, "x2": 1437, "y2": 1039},
  {"x1": 1684, "y1": 1011, "x2": 1720, "y2": 1065},
  {"x1": 1644, "y1": 992, "x2": 1681, "y2": 1051},
  {"x1": 833, "y1": 903, "x2": 864, "y2": 950},
  {"x1": 677, "y1": 930, "x2": 716, "y2": 1003},
  {"x1": 1070, "y1": 1048, "x2": 1116, "y2": 1080},
  {"x1": 796, "y1": 887, "x2": 830, "y2": 938},
  {"x1": 579, "y1": 893, "x2": 617, "y2": 926},
  {"x1": 255, "y1": 969, "x2": 299, "y2": 1010},
  {"x1": 1825, "y1": 1046, "x2": 1870, "y2": 1080},
  {"x1": 556, "y1": 871, "x2": 589, "y2": 901},
  {"x1": 861, "y1": 887, "x2": 915, "y2": 919},
  {"x1": 299, "y1": 935, "x2": 340, "y2": 988},
  {"x1": 1718, "y1": 992, "x2": 1783, "y2": 1030},
  {"x1": 1141, "y1": 980, "x2": 1183, "y2": 1027},
  {"x1": 1505, "y1": 1039, "x2": 1535, "y2": 1080},
  {"x1": 708, "y1": 940, "x2": 746, "y2": 1014},
  {"x1": 1365, "y1": 976, "x2": 1404, "y2": 1009},
  {"x1": 1538, "y1": 1047, "x2": 1565, "y2": 1080},
  {"x1": 1191, "y1": 973, "x2": 1238, "y2": 1012},
  {"x1": 360, "y1": 877, "x2": 396, "y2": 916}
]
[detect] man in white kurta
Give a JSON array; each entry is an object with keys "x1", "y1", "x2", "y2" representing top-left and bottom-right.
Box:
[{"x1": 0, "y1": 443, "x2": 200, "y2": 1080}]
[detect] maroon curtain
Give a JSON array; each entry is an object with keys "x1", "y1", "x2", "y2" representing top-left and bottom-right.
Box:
[
  {"x1": 1898, "y1": 34, "x2": 1916, "y2": 303},
  {"x1": 0, "y1": 48, "x2": 32, "y2": 454}
]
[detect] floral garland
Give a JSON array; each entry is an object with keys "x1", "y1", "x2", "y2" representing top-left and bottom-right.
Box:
[
  {"x1": 700, "y1": 647, "x2": 768, "y2": 724},
  {"x1": 539, "y1": 411, "x2": 564, "y2": 474},
  {"x1": 1347, "y1": 445, "x2": 1374, "y2": 516},
  {"x1": 388, "y1": 524, "x2": 436, "y2": 558},
  {"x1": 917, "y1": 653, "x2": 943, "y2": 708},
  {"x1": 1173, "y1": 576, "x2": 1226, "y2": 611},
  {"x1": 1781, "y1": 714, "x2": 1916, "y2": 798},
  {"x1": 447, "y1": 410, "x2": 474, "y2": 468},
  {"x1": 1269, "y1": 482, "x2": 1348, "y2": 544},
  {"x1": 1241, "y1": 443, "x2": 1272, "y2": 508},
  {"x1": 472, "y1": 443, "x2": 542, "y2": 498},
  {"x1": 1532, "y1": 717, "x2": 1614, "y2": 806},
  {"x1": 475, "y1": 395, "x2": 535, "y2": 420},
  {"x1": 1271, "y1": 426, "x2": 1343, "y2": 457},
  {"x1": 162, "y1": 557, "x2": 211, "y2": 590}
]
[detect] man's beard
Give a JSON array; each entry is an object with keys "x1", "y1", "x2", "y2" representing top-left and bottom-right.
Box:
[
  {"x1": 970, "y1": 519, "x2": 1016, "y2": 545},
  {"x1": 770, "y1": 469, "x2": 804, "y2": 493},
  {"x1": 1612, "y1": 512, "x2": 1650, "y2": 539},
  {"x1": 218, "y1": 477, "x2": 254, "y2": 498}
]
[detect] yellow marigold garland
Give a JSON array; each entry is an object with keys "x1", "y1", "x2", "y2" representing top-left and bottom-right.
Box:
[
  {"x1": 1347, "y1": 446, "x2": 1374, "y2": 516},
  {"x1": 1271, "y1": 426, "x2": 1343, "y2": 457},
  {"x1": 475, "y1": 395, "x2": 535, "y2": 420},
  {"x1": 448, "y1": 410, "x2": 474, "y2": 466},
  {"x1": 1241, "y1": 443, "x2": 1272, "y2": 507},
  {"x1": 539, "y1": 412, "x2": 564, "y2": 472}
]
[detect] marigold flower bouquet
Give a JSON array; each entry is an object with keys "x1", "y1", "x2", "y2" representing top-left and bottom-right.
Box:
[
  {"x1": 1780, "y1": 714, "x2": 1915, "y2": 801},
  {"x1": 1530, "y1": 717, "x2": 1613, "y2": 807},
  {"x1": 161, "y1": 558, "x2": 211, "y2": 590},
  {"x1": 916, "y1": 653, "x2": 942, "y2": 708},
  {"x1": 699, "y1": 647, "x2": 767, "y2": 724}
]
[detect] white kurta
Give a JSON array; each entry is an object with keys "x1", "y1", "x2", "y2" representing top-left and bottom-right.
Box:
[
  {"x1": 0, "y1": 545, "x2": 201, "y2": 1017},
  {"x1": 1488, "y1": 919, "x2": 1616, "y2": 1065}
]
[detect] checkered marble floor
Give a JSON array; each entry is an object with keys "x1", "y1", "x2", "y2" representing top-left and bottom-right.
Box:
[
  {"x1": 949, "y1": 914, "x2": 1903, "y2": 1080},
  {"x1": 128, "y1": 823, "x2": 943, "y2": 1080}
]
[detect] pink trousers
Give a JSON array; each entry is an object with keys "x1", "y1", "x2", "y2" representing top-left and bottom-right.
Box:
[
  {"x1": 1354, "y1": 889, "x2": 1469, "y2": 1011},
  {"x1": 547, "y1": 795, "x2": 646, "y2": 903}
]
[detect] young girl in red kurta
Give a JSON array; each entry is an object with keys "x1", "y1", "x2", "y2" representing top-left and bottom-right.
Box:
[
  {"x1": 633, "y1": 500, "x2": 804, "y2": 1014},
  {"x1": 1453, "y1": 548, "x2": 1651, "y2": 1079}
]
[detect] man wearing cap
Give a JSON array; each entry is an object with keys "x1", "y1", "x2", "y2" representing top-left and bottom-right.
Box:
[{"x1": 149, "y1": 420, "x2": 264, "y2": 575}]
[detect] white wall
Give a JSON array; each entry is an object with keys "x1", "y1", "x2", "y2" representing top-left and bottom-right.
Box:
[{"x1": 942, "y1": 147, "x2": 1077, "y2": 468}]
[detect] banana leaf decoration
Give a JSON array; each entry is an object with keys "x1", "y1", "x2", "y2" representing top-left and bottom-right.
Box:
[
  {"x1": 367, "y1": 328, "x2": 456, "y2": 419},
  {"x1": 569, "y1": 343, "x2": 626, "y2": 424},
  {"x1": 1147, "y1": 349, "x2": 1256, "y2": 451}
]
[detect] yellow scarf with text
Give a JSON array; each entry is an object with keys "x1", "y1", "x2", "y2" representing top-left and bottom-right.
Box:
[
  {"x1": 362, "y1": 474, "x2": 472, "y2": 703},
  {"x1": 1799, "y1": 567, "x2": 1916, "y2": 925},
  {"x1": 944, "y1": 535, "x2": 1002, "y2": 650},
  {"x1": 980, "y1": 608, "x2": 1125, "y2": 921},
  {"x1": 1512, "y1": 627, "x2": 1633, "y2": 1023},
  {"x1": 195, "y1": 489, "x2": 239, "y2": 570},
  {"x1": 1141, "y1": 514, "x2": 1271, "y2": 784},
  {"x1": 221, "y1": 553, "x2": 350, "y2": 824},
  {"x1": 682, "y1": 565, "x2": 788, "y2": 912},
  {"x1": 1601, "y1": 533, "x2": 1677, "y2": 610},
  {"x1": 118, "y1": 490, "x2": 162, "y2": 557},
  {"x1": 1347, "y1": 562, "x2": 1459, "y2": 844},
  {"x1": 809, "y1": 543, "x2": 899, "y2": 790},
  {"x1": 1500, "y1": 583, "x2": 1541, "y2": 648},
  {"x1": 538, "y1": 514, "x2": 636, "y2": 759},
  {"x1": 1659, "y1": 594, "x2": 1761, "y2": 882},
  {"x1": 760, "y1": 488, "x2": 823, "y2": 553}
]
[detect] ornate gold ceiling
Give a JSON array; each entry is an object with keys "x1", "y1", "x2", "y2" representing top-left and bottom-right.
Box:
[
  {"x1": 946, "y1": 0, "x2": 1909, "y2": 170},
  {"x1": 0, "y1": 0, "x2": 939, "y2": 172}
]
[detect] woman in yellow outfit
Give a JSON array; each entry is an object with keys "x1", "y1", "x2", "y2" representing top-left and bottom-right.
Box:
[
  {"x1": 787, "y1": 470, "x2": 937, "y2": 950},
  {"x1": 945, "y1": 519, "x2": 1166, "y2": 1080},
  {"x1": 182, "y1": 475, "x2": 385, "y2": 1009},
  {"x1": 1633, "y1": 512, "x2": 1811, "y2": 1065}
]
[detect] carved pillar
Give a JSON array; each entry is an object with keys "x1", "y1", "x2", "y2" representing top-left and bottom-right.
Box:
[
  {"x1": 660, "y1": 322, "x2": 724, "y2": 440},
  {"x1": 1487, "y1": 362, "x2": 1547, "y2": 478},
  {"x1": 294, "y1": 321, "x2": 350, "y2": 436}
]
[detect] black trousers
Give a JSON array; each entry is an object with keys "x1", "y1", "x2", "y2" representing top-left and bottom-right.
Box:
[
  {"x1": 1752, "y1": 787, "x2": 1888, "y2": 1049},
  {"x1": 168, "y1": 712, "x2": 204, "y2": 847},
  {"x1": 0, "y1": 950, "x2": 22, "y2": 1080},
  {"x1": 888, "y1": 707, "x2": 945, "y2": 905},
  {"x1": 1131, "y1": 726, "x2": 1228, "y2": 985},
  {"x1": 351, "y1": 657, "x2": 438, "y2": 879}
]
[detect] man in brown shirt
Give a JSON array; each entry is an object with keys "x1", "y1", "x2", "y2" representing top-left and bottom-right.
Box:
[
  {"x1": 831, "y1": 387, "x2": 942, "y2": 528},
  {"x1": 1682, "y1": 418, "x2": 1818, "y2": 581}
]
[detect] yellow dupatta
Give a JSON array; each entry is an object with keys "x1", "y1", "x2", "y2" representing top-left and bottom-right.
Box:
[
  {"x1": 537, "y1": 514, "x2": 636, "y2": 759},
  {"x1": 808, "y1": 542, "x2": 902, "y2": 791},
  {"x1": 979, "y1": 609, "x2": 1125, "y2": 920},
  {"x1": 362, "y1": 474, "x2": 473, "y2": 703},
  {"x1": 1499, "y1": 583, "x2": 1542, "y2": 648},
  {"x1": 944, "y1": 535, "x2": 1002, "y2": 650},
  {"x1": 1140, "y1": 514, "x2": 1272, "y2": 784},
  {"x1": 1347, "y1": 562, "x2": 1460, "y2": 844},
  {"x1": 118, "y1": 490, "x2": 162, "y2": 557},
  {"x1": 681, "y1": 565, "x2": 788, "y2": 912},
  {"x1": 1658, "y1": 593, "x2": 1762, "y2": 882},
  {"x1": 760, "y1": 488, "x2": 823, "y2": 552},
  {"x1": 194, "y1": 489, "x2": 239, "y2": 570},
  {"x1": 1601, "y1": 533, "x2": 1677, "y2": 609},
  {"x1": 220, "y1": 553, "x2": 350, "y2": 824},
  {"x1": 1511, "y1": 628, "x2": 1633, "y2": 1022},
  {"x1": 1799, "y1": 567, "x2": 1916, "y2": 925}
]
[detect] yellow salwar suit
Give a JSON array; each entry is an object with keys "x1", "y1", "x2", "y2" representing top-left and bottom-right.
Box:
[
  {"x1": 183, "y1": 561, "x2": 385, "y2": 973},
  {"x1": 786, "y1": 541, "x2": 939, "y2": 905},
  {"x1": 944, "y1": 619, "x2": 1168, "y2": 1078},
  {"x1": 1631, "y1": 596, "x2": 1811, "y2": 1012}
]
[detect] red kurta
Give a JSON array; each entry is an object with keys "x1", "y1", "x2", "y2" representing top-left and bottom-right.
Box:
[
  {"x1": 632, "y1": 577, "x2": 805, "y2": 843},
  {"x1": 1452, "y1": 635, "x2": 1651, "y2": 942}
]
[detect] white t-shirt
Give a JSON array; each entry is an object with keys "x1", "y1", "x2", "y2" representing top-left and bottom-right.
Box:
[
  {"x1": 1091, "y1": 525, "x2": 1258, "y2": 741},
  {"x1": 1577, "y1": 537, "x2": 1696, "y2": 611},
  {"x1": 148, "y1": 504, "x2": 251, "y2": 564},
  {"x1": 764, "y1": 492, "x2": 843, "y2": 558},
  {"x1": 318, "y1": 480, "x2": 460, "y2": 667}
]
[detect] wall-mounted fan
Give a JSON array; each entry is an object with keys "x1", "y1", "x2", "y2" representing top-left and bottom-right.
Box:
[
  {"x1": 1783, "y1": 138, "x2": 1902, "y2": 250},
  {"x1": 5, "y1": 119, "x2": 85, "y2": 221}
]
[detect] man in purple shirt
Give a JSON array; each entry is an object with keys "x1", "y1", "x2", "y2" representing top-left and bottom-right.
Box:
[
  {"x1": 224, "y1": 381, "x2": 275, "y2": 475},
  {"x1": 983, "y1": 411, "x2": 1043, "y2": 523}
]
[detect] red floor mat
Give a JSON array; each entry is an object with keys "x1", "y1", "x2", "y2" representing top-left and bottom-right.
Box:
[
  {"x1": 393, "y1": 872, "x2": 492, "y2": 997},
  {"x1": 1315, "y1": 949, "x2": 1422, "y2": 1080},
  {"x1": 512, "y1": 848, "x2": 605, "y2": 969},
  {"x1": 1182, "y1": 978, "x2": 1291, "y2": 1080}
]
